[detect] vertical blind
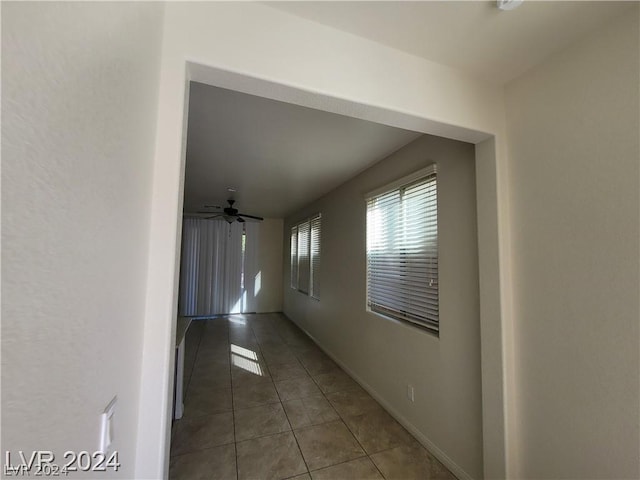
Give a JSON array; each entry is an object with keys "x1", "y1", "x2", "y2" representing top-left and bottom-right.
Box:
[
  {"x1": 178, "y1": 218, "x2": 252, "y2": 316},
  {"x1": 366, "y1": 165, "x2": 439, "y2": 333},
  {"x1": 310, "y1": 214, "x2": 321, "y2": 299}
]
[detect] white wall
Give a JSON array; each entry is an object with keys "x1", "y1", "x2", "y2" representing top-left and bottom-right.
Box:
[
  {"x1": 505, "y1": 9, "x2": 639, "y2": 479},
  {"x1": 1, "y1": 3, "x2": 163, "y2": 477},
  {"x1": 254, "y1": 219, "x2": 284, "y2": 313},
  {"x1": 139, "y1": 3, "x2": 512, "y2": 478},
  {"x1": 283, "y1": 134, "x2": 483, "y2": 479}
]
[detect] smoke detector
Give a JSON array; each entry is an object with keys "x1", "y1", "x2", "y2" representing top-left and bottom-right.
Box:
[{"x1": 497, "y1": 0, "x2": 523, "y2": 11}]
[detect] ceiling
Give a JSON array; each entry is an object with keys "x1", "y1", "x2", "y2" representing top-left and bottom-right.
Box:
[
  {"x1": 268, "y1": 1, "x2": 633, "y2": 84},
  {"x1": 184, "y1": 1, "x2": 632, "y2": 219},
  {"x1": 184, "y1": 82, "x2": 422, "y2": 218}
]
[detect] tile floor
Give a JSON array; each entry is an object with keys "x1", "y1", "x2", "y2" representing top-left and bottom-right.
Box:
[{"x1": 170, "y1": 313, "x2": 457, "y2": 480}]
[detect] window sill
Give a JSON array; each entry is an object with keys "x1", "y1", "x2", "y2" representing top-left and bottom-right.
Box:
[{"x1": 291, "y1": 288, "x2": 320, "y2": 302}]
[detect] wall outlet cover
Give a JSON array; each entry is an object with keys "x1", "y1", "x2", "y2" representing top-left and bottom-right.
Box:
[{"x1": 407, "y1": 385, "x2": 415, "y2": 402}]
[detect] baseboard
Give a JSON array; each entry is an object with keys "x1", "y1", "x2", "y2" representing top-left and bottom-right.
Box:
[{"x1": 283, "y1": 313, "x2": 475, "y2": 480}]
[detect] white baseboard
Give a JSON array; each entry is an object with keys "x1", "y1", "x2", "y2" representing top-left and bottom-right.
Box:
[{"x1": 284, "y1": 314, "x2": 475, "y2": 480}]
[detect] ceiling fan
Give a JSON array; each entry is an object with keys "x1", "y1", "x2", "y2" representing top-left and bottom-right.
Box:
[{"x1": 197, "y1": 199, "x2": 263, "y2": 224}]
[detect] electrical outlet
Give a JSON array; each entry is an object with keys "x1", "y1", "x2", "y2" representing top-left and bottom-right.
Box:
[
  {"x1": 99, "y1": 396, "x2": 117, "y2": 454},
  {"x1": 407, "y1": 384, "x2": 415, "y2": 402}
]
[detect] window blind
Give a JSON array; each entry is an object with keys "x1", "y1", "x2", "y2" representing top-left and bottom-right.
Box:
[
  {"x1": 297, "y1": 220, "x2": 310, "y2": 294},
  {"x1": 178, "y1": 219, "x2": 245, "y2": 316},
  {"x1": 290, "y1": 226, "x2": 298, "y2": 289},
  {"x1": 310, "y1": 214, "x2": 321, "y2": 299},
  {"x1": 366, "y1": 165, "x2": 439, "y2": 333}
]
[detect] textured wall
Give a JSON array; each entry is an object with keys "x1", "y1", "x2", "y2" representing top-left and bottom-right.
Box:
[
  {"x1": 139, "y1": 3, "x2": 509, "y2": 477},
  {"x1": 284, "y1": 134, "x2": 483, "y2": 479},
  {"x1": 505, "y1": 9, "x2": 639, "y2": 479},
  {"x1": 2, "y1": 3, "x2": 164, "y2": 476}
]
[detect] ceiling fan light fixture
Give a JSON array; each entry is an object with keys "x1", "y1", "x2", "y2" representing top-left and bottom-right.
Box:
[
  {"x1": 497, "y1": 0, "x2": 523, "y2": 11},
  {"x1": 191, "y1": 199, "x2": 263, "y2": 223}
]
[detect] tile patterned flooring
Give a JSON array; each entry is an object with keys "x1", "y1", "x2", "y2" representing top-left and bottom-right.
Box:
[{"x1": 170, "y1": 313, "x2": 457, "y2": 480}]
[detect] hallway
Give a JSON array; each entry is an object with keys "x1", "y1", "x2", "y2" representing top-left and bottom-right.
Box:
[{"x1": 169, "y1": 313, "x2": 457, "y2": 479}]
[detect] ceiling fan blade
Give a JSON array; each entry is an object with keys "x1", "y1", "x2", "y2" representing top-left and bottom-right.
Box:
[
  {"x1": 238, "y1": 213, "x2": 264, "y2": 221},
  {"x1": 236, "y1": 217, "x2": 246, "y2": 223}
]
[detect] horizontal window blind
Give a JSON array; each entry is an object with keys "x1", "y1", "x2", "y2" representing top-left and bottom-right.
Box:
[
  {"x1": 290, "y1": 226, "x2": 298, "y2": 289},
  {"x1": 290, "y1": 214, "x2": 322, "y2": 299},
  {"x1": 366, "y1": 165, "x2": 439, "y2": 333},
  {"x1": 297, "y1": 220, "x2": 310, "y2": 294},
  {"x1": 310, "y1": 214, "x2": 321, "y2": 299}
]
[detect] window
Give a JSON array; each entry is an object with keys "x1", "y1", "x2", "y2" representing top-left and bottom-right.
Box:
[
  {"x1": 366, "y1": 165, "x2": 439, "y2": 333},
  {"x1": 310, "y1": 214, "x2": 321, "y2": 299},
  {"x1": 290, "y1": 214, "x2": 321, "y2": 299},
  {"x1": 297, "y1": 220, "x2": 310, "y2": 294},
  {"x1": 290, "y1": 226, "x2": 298, "y2": 289}
]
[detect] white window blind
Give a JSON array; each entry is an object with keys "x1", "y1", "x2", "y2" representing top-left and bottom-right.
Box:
[
  {"x1": 366, "y1": 165, "x2": 439, "y2": 333},
  {"x1": 290, "y1": 214, "x2": 321, "y2": 299},
  {"x1": 310, "y1": 214, "x2": 321, "y2": 299},
  {"x1": 297, "y1": 220, "x2": 310, "y2": 294},
  {"x1": 290, "y1": 226, "x2": 298, "y2": 289}
]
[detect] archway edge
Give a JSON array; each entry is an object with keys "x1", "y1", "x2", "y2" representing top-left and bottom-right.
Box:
[
  {"x1": 136, "y1": 6, "x2": 514, "y2": 477},
  {"x1": 190, "y1": 63, "x2": 513, "y2": 480},
  {"x1": 188, "y1": 62, "x2": 492, "y2": 145}
]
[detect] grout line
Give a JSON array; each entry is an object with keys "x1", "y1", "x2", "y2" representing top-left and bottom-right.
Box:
[
  {"x1": 222, "y1": 316, "x2": 240, "y2": 480},
  {"x1": 282, "y1": 402, "x2": 311, "y2": 476},
  {"x1": 267, "y1": 314, "x2": 312, "y2": 476},
  {"x1": 182, "y1": 320, "x2": 205, "y2": 399},
  {"x1": 276, "y1": 316, "x2": 311, "y2": 476},
  {"x1": 306, "y1": 453, "x2": 371, "y2": 475},
  {"x1": 278, "y1": 314, "x2": 393, "y2": 478},
  {"x1": 244, "y1": 314, "x2": 311, "y2": 476},
  {"x1": 182, "y1": 313, "x2": 420, "y2": 479},
  {"x1": 277, "y1": 313, "x2": 377, "y2": 477},
  {"x1": 369, "y1": 452, "x2": 389, "y2": 480},
  {"x1": 168, "y1": 441, "x2": 236, "y2": 460}
]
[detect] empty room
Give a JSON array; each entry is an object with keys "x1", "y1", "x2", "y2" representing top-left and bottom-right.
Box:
[{"x1": 2, "y1": 2, "x2": 638, "y2": 480}]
